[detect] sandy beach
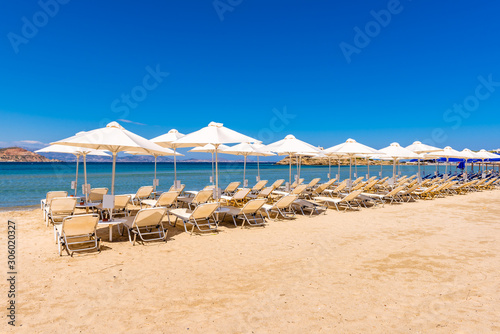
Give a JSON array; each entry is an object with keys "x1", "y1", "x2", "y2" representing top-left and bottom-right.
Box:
[{"x1": 1, "y1": 189, "x2": 500, "y2": 333}]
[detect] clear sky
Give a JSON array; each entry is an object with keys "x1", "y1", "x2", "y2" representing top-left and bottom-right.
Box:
[{"x1": 1, "y1": 0, "x2": 499, "y2": 155}]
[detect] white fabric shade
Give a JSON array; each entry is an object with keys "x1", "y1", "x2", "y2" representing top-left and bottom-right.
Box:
[
  {"x1": 323, "y1": 138, "x2": 379, "y2": 183},
  {"x1": 378, "y1": 142, "x2": 419, "y2": 180},
  {"x1": 174, "y1": 122, "x2": 256, "y2": 197},
  {"x1": 151, "y1": 129, "x2": 186, "y2": 184},
  {"x1": 405, "y1": 141, "x2": 441, "y2": 153},
  {"x1": 221, "y1": 142, "x2": 275, "y2": 183},
  {"x1": 52, "y1": 121, "x2": 172, "y2": 194},
  {"x1": 36, "y1": 144, "x2": 110, "y2": 197},
  {"x1": 265, "y1": 135, "x2": 319, "y2": 184}
]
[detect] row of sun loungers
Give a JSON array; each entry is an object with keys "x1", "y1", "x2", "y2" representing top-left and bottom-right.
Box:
[{"x1": 42, "y1": 170, "x2": 500, "y2": 256}]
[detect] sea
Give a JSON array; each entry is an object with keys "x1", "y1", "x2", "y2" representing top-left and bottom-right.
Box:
[{"x1": 0, "y1": 161, "x2": 462, "y2": 210}]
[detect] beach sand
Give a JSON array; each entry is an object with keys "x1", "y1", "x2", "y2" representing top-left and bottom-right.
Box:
[{"x1": 1, "y1": 190, "x2": 500, "y2": 333}]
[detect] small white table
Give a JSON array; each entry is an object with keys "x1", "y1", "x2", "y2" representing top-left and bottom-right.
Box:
[
  {"x1": 214, "y1": 207, "x2": 230, "y2": 222},
  {"x1": 76, "y1": 202, "x2": 100, "y2": 213},
  {"x1": 98, "y1": 218, "x2": 127, "y2": 242}
]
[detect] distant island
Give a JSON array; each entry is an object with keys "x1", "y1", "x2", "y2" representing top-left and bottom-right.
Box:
[
  {"x1": 0, "y1": 146, "x2": 275, "y2": 163},
  {"x1": 0, "y1": 147, "x2": 60, "y2": 162}
]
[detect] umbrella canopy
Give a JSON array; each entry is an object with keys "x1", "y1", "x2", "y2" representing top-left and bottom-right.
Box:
[
  {"x1": 173, "y1": 122, "x2": 257, "y2": 197},
  {"x1": 151, "y1": 129, "x2": 186, "y2": 184},
  {"x1": 478, "y1": 149, "x2": 500, "y2": 159},
  {"x1": 324, "y1": 138, "x2": 378, "y2": 184},
  {"x1": 378, "y1": 142, "x2": 420, "y2": 181},
  {"x1": 221, "y1": 142, "x2": 275, "y2": 184},
  {"x1": 405, "y1": 141, "x2": 441, "y2": 178},
  {"x1": 52, "y1": 121, "x2": 172, "y2": 194},
  {"x1": 425, "y1": 146, "x2": 465, "y2": 175},
  {"x1": 265, "y1": 135, "x2": 319, "y2": 185},
  {"x1": 36, "y1": 144, "x2": 110, "y2": 196},
  {"x1": 460, "y1": 148, "x2": 482, "y2": 160},
  {"x1": 425, "y1": 146, "x2": 465, "y2": 159},
  {"x1": 405, "y1": 141, "x2": 441, "y2": 153}
]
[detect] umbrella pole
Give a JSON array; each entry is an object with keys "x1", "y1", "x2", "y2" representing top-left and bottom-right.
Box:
[
  {"x1": 338, "y1": 158, "x2": 340, "y2": 180},
  {"x1": 445, "y1": 157, "x2": 449, "y2": 175},
  {"x1": 257, "y1": 156, "x2": 260, "y2": 180},
  {"x1": 215, "y1": 147, "x2": 219, "y2": 199},
  {"x1": 393, "y1": 159, "x2": 396, "y2": 185},
  {"x1": 154, "y1": 155, "x2": 157, "y2": 192},
  {"x1": 367, "y1": 158, "x2": 370, "y2": 178},
  {"x1": 111, "y1": 152, "x2": 116, "y2": 195},
  {"x1": 174, "y1": 148, "x2": 177, "y2": 185},
  {"x1": 328, "y1": 157, "x2": 331, "y2": 179},
  {"x1": 349, "y1": 156, "x2": 352, "y2": 190},
  {"x1": 355, "y1": 158, "x2": 358, "y2": 178},
  {"x1": 289, "y1": 154, "x2": 292, "y2": 186},
  {"x1": 299, "y1": 156, "x2": 302, "y2": 179},
  {"x1": 211, "y1": 152, "x2": 214, "y2": 184},
  {"x1": 75, "y1": 155, "x2": 79, "y2": 196},
  {"x1": 83, "y1": 154, "x2": 88, "y2": 201},
  {"x1": 243, "y1": 155, "x2": 247, "y2": 184}
]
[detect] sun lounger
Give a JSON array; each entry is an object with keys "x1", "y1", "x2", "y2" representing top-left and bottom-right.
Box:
[
  {"x1": 55, "y1": 213, "x2": 100, "y2": 256},
  {"x1": 305, "y1": 178, "x2": 321, "y2": 190},
  {"x1": 88, "y1": 188, "x2": 108, "y2": 202},
  {"x1": 261, "y1": 195, "x2": 298, "y2": 220},
  {"x1": 141, "y1": 191, "x2": 179, "y2": 209},
  {"x1": 129, "y1": 186, "x2": 154, "y2": 205},
  {"x1": 322, "y1": 180, "x2": 348, "y2": 197},
  {"x1": 221, "y1": 188, "x2": 251, "y2": 206},
  {"x1": 314, "y1": 189, "x2": 363, "y2": 211},
  {"x1": 251, "y1": 180, "x2": 268, "y2": 193},
  {"x1": 177, "y1": 189, "x2": 213, "y2": 209},
  {"x1": 224, "y1": 199, "x2": 268, "y2": 227},
  {"x1": 270, "y1": 179, "x2": 285, "y2": 189},
  {"x1": 121, "y1": 207, "x2": 168, "y2": 245},
  {"x1": 223, "y1": 181, "x2": 241, "y2": 195},
  {"x1": 247, "y1": 186, "x2": 274, "y2": 200},
  {"x1": 43, "y1": 191, "x2": 68, "y2": 225},
  {"x1": 168, "y1": 202, "x2": 220, "y2": 235},
  {"x1": 96, "y1": 194, "x2": 131, "y2": 219},
  {"x1": 292, "y1": 198, "x2": 327, "y2": 217},
  {"x1": 168, "y1": 183, "x2": 186, "y2": 194}
]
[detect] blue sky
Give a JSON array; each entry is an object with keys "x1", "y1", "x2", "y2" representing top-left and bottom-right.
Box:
[{"x1": 1, "y1": 0, "x2": 499, "y2": 158}]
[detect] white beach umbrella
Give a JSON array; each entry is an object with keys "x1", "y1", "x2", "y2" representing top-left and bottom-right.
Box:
[
  {"x1": 36, "y1": 143, "x2": 110, "y2": 197},
  {"x1": 265, "y1": 134, "x2": 319, "y2": 185},
  {"x1": 221, "y1": 142, "x2": 275, "y2": 184},
  {"x1": 252, "y1": 141, "x2": 275, "y2": 180},
  {"x1": 151, "y1": 129, "x2": 185, "y2": 184},
  {"x1": 477, "y1": 149, "x2": 499, "y2": 172},
  {"x1": 124, "y1": 149, "x2": 182, "y2": 192},
  {"x1": 324, "y1": 143, "x2": 349, "y2": 180},
  {"x1": 173, "y1": 122, "x2": 256, "y2": 197},
  {"x1": 189, "y1": 143, "x2": 231, "y2": 184},
  {"x1": 405, "y1": 141, "x2": 441, "y2": 153},
  {"x1": 325, "y1": 138, "x2": 379, "y2": 185},
  {"x1": 52, "y1": 121, "x2": 172, "y2": 194},
  {"x1": 311, "y1": 150, "x2": 334, "y2": 179},
  {"x1": 378, "y1": 142, "x2": 420, "y2": 181},
  {"x1": 459, "y1": 149, "x2": 482, "y2": 174},
  {"x1": 425, "y1": 146, "x2": 465, "y2": 175},
  {"x1": 405, "y1": 141, "x2": 442, "y2": 177}
]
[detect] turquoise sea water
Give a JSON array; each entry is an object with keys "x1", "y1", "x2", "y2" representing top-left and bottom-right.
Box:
[{"x1": 0, "y1": 162, "x2": 458, "y2": 210}]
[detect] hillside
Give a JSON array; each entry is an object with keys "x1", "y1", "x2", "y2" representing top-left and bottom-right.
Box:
[
  {"x1": 0, "y1": 147, "x2": 60, "y2": 162},
  {"x1": 276, "y1": 156, "x2": 395, "y2": 166}
]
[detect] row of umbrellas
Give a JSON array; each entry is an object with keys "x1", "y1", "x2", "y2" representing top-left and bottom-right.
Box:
[{"x1": 38, "y1": 121, "x2": 500, "y2": 198}]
